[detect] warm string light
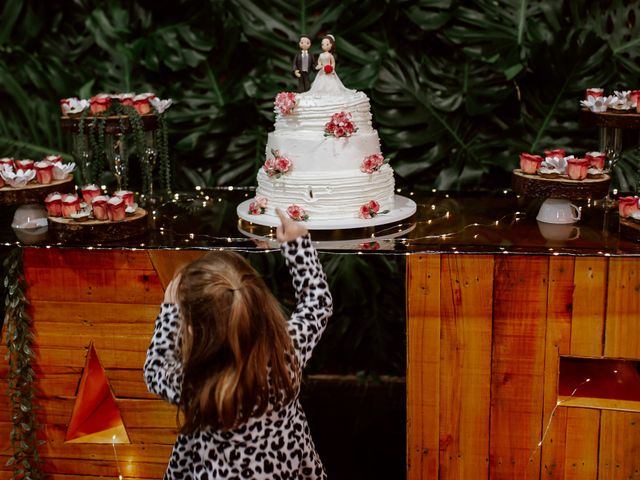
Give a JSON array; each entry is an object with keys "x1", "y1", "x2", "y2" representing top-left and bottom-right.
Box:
[{"x1": 112, "y1": 435, "x2": 123, "y2": 479}]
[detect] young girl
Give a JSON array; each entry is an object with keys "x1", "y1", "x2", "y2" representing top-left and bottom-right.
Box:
[{"x1": 144, "y1": 209, "x2": 332, "y2": 479}]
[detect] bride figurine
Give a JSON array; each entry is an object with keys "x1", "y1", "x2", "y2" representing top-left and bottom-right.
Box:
[{"x1": 305, "y1": 34, "x2": 354, "y2": 96}]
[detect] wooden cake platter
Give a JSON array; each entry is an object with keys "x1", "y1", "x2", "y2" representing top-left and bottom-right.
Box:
[
  {"x1": 48, "y1": 208, "x2": 148, "y2": 243},
  {"x1": 511, "y1": 169, "x2": 611, "y2": 200},
  {"x1": 60, "y1": 114, "x2": 158, "y2": 134},
  {"x1": 580, "y1": 108, "x2": 640, "y2": 129},
  {"x1": 0, "y1": 177, "x2": 75, "y2": 206}
]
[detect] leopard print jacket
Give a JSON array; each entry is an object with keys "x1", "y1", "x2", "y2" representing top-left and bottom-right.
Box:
[{"x1": 144, "y1": 234, "x2": 333, "y2": 479}]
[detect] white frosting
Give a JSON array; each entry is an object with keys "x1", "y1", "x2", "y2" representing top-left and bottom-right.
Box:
[{"x1": 257, "y1": 89, "x2": 396, "y2": 221}]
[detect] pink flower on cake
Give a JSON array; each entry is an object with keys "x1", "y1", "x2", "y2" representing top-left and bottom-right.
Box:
[
  {"x1": 324, "y1": 111, "x2": 357, "y2": 138},
  {"x1": 358, "y1": 200, "x2": 389, "y2": 219},
  {"x1": 90, "y1": 94, "x2": 112, "y2": 114},
  {"x1": 0, "y1": 158, "x2": 15, "y2": 169},
  {"x1": 585, "y1": 151, "x2": 606, "y2": 170},
  {"x1": 35, "y1": 161, "x2": 54, "y2": 185},
  {"x1": 275, "y1": 92, "x2": 297, "y2": 115},
  {"x1": 107, "y1": 196, "x2": 126, "y2": 221},
  {"x1": 248, "y1": 197, "x2": 268, "y2": 215},
  {"x1": 44, "y1": 155, "x2": 63, "y2": 164},
  {"x1": 566, "y1": 158, "x2": 589, "y2": 180},
  {"x1": 360, "y1": 154, "x2": 387, "y2": 174},
  {"x1": 44, "y1": 192, "x2": 63, "y2": 217},
  {"x1": 15, "y1": 159, "x2": 34, "y2": 171},
  {"x1": 287, "y1": 205, "x2": 308, "y2": 221},
  {"x1": 519, "y1": 153, "x2": 543, "y2": 174},
  {"x1": 618, "y1": 196, "x2": 640, "y2": 218},
  {"x1": 114, "y1": 190, "x2": 135, "y2": 206},
  {"x1": 263, "y1": 150, "x2": 293, "y2": 178}
]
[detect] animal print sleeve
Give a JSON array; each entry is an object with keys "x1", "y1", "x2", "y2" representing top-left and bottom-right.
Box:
[
  {"x1": 143, "y1": 303, "x2": 183, "y2": 405},
  {"x1": 281, "y1": 234, "x2": 333, "y2": 368}
]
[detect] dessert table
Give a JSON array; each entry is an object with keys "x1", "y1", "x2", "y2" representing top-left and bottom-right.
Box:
[{"x1": 1, "y1": 188, "x2": 640, "y2": 480}]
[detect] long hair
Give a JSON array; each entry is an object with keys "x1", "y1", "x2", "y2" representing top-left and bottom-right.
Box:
[{"x1": 176, "y1": 251, "x2": 299, "y2": 434}]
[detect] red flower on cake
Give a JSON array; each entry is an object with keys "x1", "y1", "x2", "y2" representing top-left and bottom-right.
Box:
[
  {"x1": 585, "y1": 151, "x2": 606, "y2": 170},
  {"x1": 35, "y1": 161, "x2": 54, "y2": 185},
  {"x1": 360, "y1": 153, "x2": 387, "y2": 174},
  {"x1": 324, "y1": 65, "x2": 333, "y2": 74},
  {"x1": 287, "y1": 205, "x2": 308, "y2": 221},
  {"x1": 275, "y1": 92, "x2": 297, "y2": 116},
  {"x1": 358, "y1": 200, "x2": 388, "y2": 219},
  {"x1": 248, "y1": 197, "x2": 268, "y2": 215},
  {"x1": 44, "y1": 192, "x2": 63, "y2": 217},
  {"x1": 566, "y1": 157, "x2": 589, "y2": 180},
  {"x1": 519, "y1": 153, "x2": 543, "y2": 174},
  {"x1": 324, "y1": 111, "x2": 357, "y2": 138},
  {"x1": 89, "y1": 94, "x2": 112, "y2": 114},
  {"x1": 618, "y1": 196, "x2": 640, "y2": 218},
  {"x1": 544, "y1": 149, "x2": 566, "y2": 159},
  {"x1": 263, "y1": 150, "x2": 293, "y2": 178}
]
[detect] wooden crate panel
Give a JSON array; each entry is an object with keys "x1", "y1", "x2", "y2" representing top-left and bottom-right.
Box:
[
  {"x1": 34, "y1": 346, "x2": 146, "y2": 371},
  {"x1": 24, "y1": 267, "x2": 163, "y2": 304},
  {"x1": 439, "y1": 255, "x2": 493, "y2": 480},
  {"x1": 490, "y1": 256, "x2": 548, "y2": 479},
  {"x1": 540, "y1": 256, "x2": 575, "y2": 479},
  {"x1": 148, "y1": 250, "x2": 205, "y2": 288},
  {"x1": 571, "y1": 258, "x2": 607, "y2": 356},
  {"x1": 30, "y1": 301, "x2": 159, "y2": 324},
  {"x1": 598, "y1": 410, "x2": 640, "y2": 479},
  {"x1": 406, "y1": 255, "x2": 441, "y2": 479},
  {"x1": 23, "y1": 249, "x2": 155, "y2": 271},
  {"x1": 605, "y1": 258, "x2": 640, "y2": 358}
]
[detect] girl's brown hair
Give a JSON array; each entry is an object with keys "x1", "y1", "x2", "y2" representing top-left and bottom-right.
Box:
[{"x1": 177, "y1": 251, "x2": 299, "y2": 433}]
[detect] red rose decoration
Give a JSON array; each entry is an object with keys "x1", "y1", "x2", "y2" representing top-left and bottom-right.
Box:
[
  {"x1": 324, "y1": 65, "x2": 333, "y2": 74},
  {"x1": 566, "y1": 158, "x2": 589, "y2": 180},
  {"x1": 519, "y1": 153, "x2": 543, "y2": 174},
  {"x1": 619, "y1": 196, "x2": 640, "y2": 218}
]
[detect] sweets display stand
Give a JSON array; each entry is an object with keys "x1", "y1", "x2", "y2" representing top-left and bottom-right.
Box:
[
  {"x1": 620, "y1": 217, "x2": 640, "y2": 243},
  {"x1": 48, "y1": 208, "x2": 148, "y2": 243},
  {"x1": 512, "y1": 169, "x2": 611, "y2": 226},
  {"x1": 580, "y1": 108, "x2": 640, "y2": 129},
  {"x1": 237, "y1": 194, "x2": 417, "y2": 230},
  {"x1": 60, "y1": 113, "x2": 158, "y2": 134},
  {"x1": 0, "y1": 177, "x2": 75, "y2": 206}
]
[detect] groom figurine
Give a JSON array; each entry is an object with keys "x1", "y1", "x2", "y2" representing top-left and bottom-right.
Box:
[{"x1": 293, "y1": 34, "x2": 315, "y2": 93}]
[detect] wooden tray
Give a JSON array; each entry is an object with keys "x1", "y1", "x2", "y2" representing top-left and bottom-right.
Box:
[
  {"x1": 580, "y1": 108, "x2": 640, "y2": 129},
  {"x1": 48, "y1": 208, "x2": 148, "y2": 243},
  {"x1": 0, "y1": 177, "x2": 75, "y2": 206},
  {"x1": 60, "y1": 114, "x2": 158, "y2": 134},
  {"x1": 620, "y1": 217, "x2": 640, "y2": 243},
  {"x1": 511, "y1": 169, "x2": 611, "y2": 200}
]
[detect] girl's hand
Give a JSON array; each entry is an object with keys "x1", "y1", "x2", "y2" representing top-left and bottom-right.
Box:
[
  {"x1": 276, "y1": 208, "x2": 308, "y2": 243},
  {"x1": 164, "y1": 274, "x2": 181, "y2": 304}
]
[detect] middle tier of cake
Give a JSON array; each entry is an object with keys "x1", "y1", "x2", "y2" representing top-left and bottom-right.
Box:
[{"x1": 255, "y1": 164, "x2": 395, "y2": 221}]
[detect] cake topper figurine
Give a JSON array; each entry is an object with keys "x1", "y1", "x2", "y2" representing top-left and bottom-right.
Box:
[
  {"x1": 306, "y1": 34, "x2": 354, "y2": 96},
  {"x1": 293, "y1": 34, "x2": 315, "y2": 93}
]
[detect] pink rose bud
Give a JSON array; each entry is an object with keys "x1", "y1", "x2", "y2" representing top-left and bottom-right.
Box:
[
  {"x1": 44, "y1": 155, "x2": 63, "y2": 164},
  {"x1": 62, "y1": 194, "x2": 81, "y2": 218},
  {"x1": 618, "y1": 196, "x2": 640, "y2": 218},
  {"x1": 114, "y1": 190, "x2": 135, "y2": 206},
  {"x1": 119, "y1": 94, "x2": 135, "y2": 107},
  {"x1": 107, "y1": 196, "x2": 126, "y2": 221},
  {"x1": 0, "y1": 157, "x2": 14, "y2": 169},
  {"x1": 44, "y1": 192, "x2": 63, "y2": 217},
  {"x1": 586, "y1": 88, "x2": 604, "y2": 99},
  {"x1": 15, "y1": 159, "x2": 35, "y2": 170},
  {"x1": 90, "y1": 95, "x2": 112, "y2": 114},
  {"x1": 133, "y1": 98, "x2": 151, "y2": 115},
  {"x1": 35, "y1": 161, "x2": 54, "y2": 184},
  {"x1": 566, "y1": 158, "x2": 589, "y2": 180},
  {"x1": 585, "y1": 151, "x2": 606, "y2": 170},
  {"x1": 81, "y1": 184, "x2": 102, "y2": 204},
  {"x1": 543, "y1": 149, "x2": 566, "y2": 158},
  {"x1": 630, "y1": 90, "x2": 640, "y2": 105},
  {"x1": 519, "y1": 153, "x2": 543, "y2": 174},
  {"x1": 92, "y1": 196, "x2": 110, "y2": 220}
]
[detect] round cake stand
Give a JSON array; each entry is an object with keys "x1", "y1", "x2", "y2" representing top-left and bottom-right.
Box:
[
  {"x1": 237, "y1": 194, "x2": 417, "y2": 230},
  {"x1": 512, "y1": 169, "x2": 611, "y2": 225}
]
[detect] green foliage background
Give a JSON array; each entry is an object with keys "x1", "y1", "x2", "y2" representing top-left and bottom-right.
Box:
[{"x1": 2, "y1": 0, "x2": 640, "y2": 192}]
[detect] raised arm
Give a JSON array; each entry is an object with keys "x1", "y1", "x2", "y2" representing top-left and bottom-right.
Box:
[{"x1": 143, "y1": 302, "x2": 184, "y2": 405}]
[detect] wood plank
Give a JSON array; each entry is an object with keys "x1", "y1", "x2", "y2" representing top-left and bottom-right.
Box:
[
  {"x1": 23, "y1": 248, "x2": 155, "y2": 270},
  {"x1": 32, "y1": 324, "x2": 152, "y2": 352},
  {"x1": 406, "y1": 254, "x2": 441, "y2": 479},
  {"x1": 33, "y1": 345, "x2": 147, "y2": 371},
  {"x1": 148, "y1": 250, "x2": 205, "y2": 288},
  {"x1": 40, "y1": 456, "x2": 168, "y2": 479},
  {"x1": 24, "y1": 267, "x2": 163, "y2": 304},
  {"x1": 598, "y1": 411, "x2": 640, "y2": 479},
  {"x1": 605, "y1": 257, "x2": 640, "y2": 358},
  {"x1": 490, "y1": 256, "x2": 548, "y2": 480},
  {"x1": 540, "y1": 256, "x2": 574, "y2": 479},
  {"x1": 30, "y1": 300, "x2": 159, "y2": 324},
  {"x1": 563, "y1": 408, "x2": 601, "y2": 479},
  {"x1": 571, "y1": 258, "x2": 607, "y2": 356},
  {"x1": 439, "y1": 255, "x2": 493, "y2": 480}
]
